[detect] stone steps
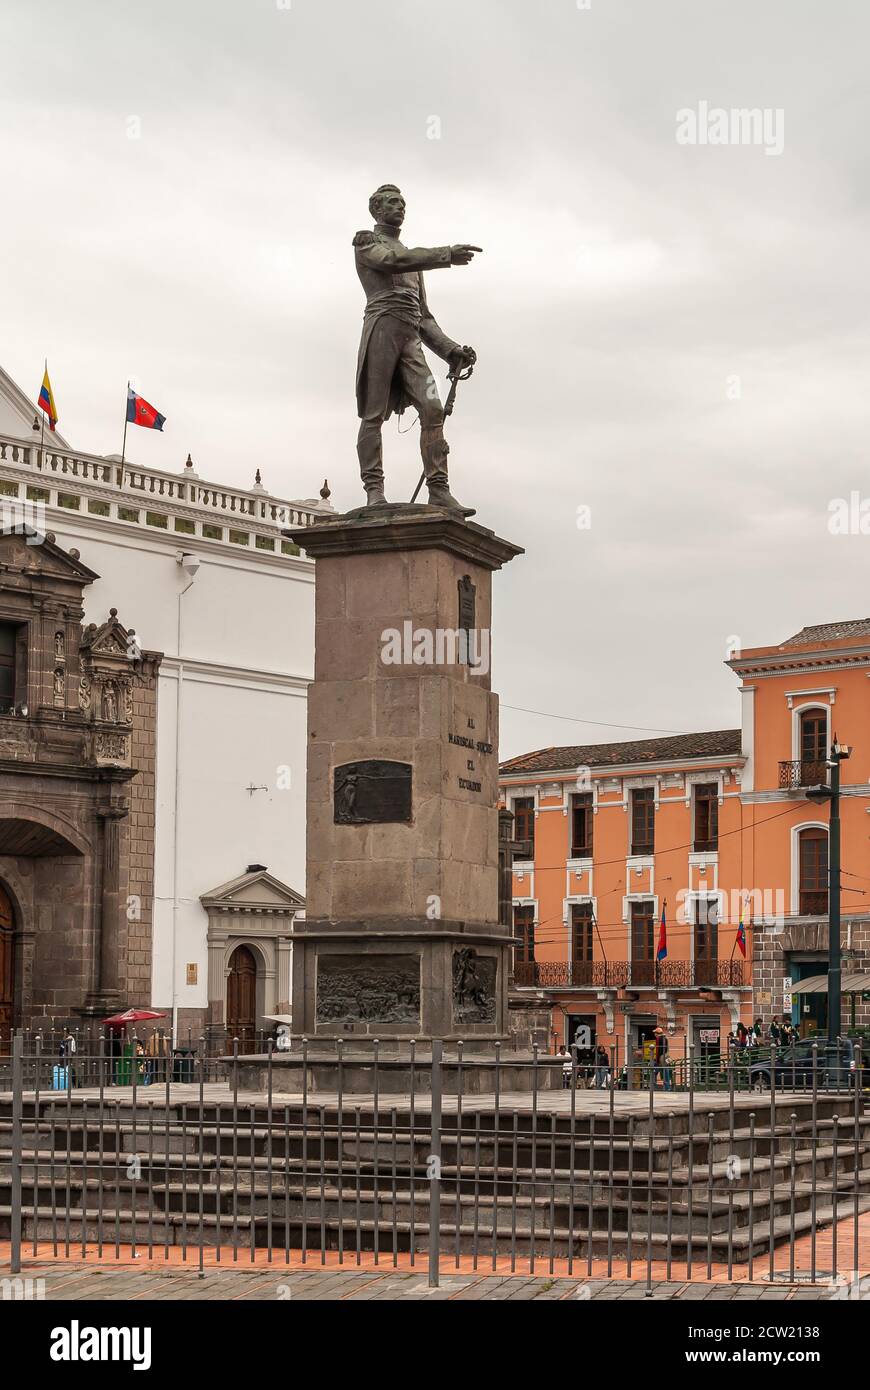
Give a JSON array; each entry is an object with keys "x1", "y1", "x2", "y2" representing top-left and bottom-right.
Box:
[
  {"x1": 1, "y1": 1095, "x2": 866, "y2": 1263},
  {"x1": 4, "y1": 1191, "x2": 866, "y2": 1261}
]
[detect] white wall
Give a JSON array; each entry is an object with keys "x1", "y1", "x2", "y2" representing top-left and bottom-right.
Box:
[
  {"x1": 50, "y1": 521, "x2": 315, "y2": 673},
  {"x1": 152, "y1": 666, "x2": 309, "y2": 1014},
  {"x1": 49, "y1": 516, "x2": 314, "y2": 1014}
]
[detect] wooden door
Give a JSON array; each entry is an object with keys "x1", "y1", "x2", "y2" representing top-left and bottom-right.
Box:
[
  {"x1": 0, "y1": 884, "x2": 15, "y2": 1047},
  {"x1": 630, "y1": 901, "x2": 655, "y2": 986},
  {"x1": 226, "y1": 945, "x2": 257, "y2": 1053}
]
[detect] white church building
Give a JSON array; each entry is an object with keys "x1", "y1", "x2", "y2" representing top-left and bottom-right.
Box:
[{"x1": 0, "y1": 365, "x2": 330, "y2": 1046}]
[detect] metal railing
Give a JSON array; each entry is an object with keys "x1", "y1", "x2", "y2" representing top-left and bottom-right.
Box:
[
  {"x1": 779, "y1": 759, "x2": 829, "y2": 790},
  {"x1": 0, "y1": 1025, "x2": 281, "y2": 1069},
  {"x1": 2, "y1": 1033, "x2": 867, "y2": 1289},
  {"x1": 513, "y1": 959, "x2": 746, "y2": 989}
]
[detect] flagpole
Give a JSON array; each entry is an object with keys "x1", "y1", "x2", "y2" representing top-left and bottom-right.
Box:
[
  {"x1": 39, "y1": 359, "x2": 47, "y2": 470},
  {"x1": 730, "y1": 892, "x2": 747, "y2": 961},
  {"x1": 120, "y1": 381, "x2": 129, "y2": 472},
  {"x1": 592, "y1": 911, "x2": 608, "y2": 965}
]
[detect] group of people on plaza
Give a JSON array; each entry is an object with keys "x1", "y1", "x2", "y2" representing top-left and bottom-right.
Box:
[
  {"x1": 556, "y1": 1026, "x2": 675, "y2": 1091},
  {"x1": 53, "y1": 1028, "x2": 169, "y2": 1088},
  {"x1": 554, "y1": 1015, "x2": 803, "y2": 1094},
  {"x1": 557, "y1": 1043, "x2": 612, "y2": 1089},
  {"x1": 726, "y1": 1015, "x2": 800, "y2": 1054}
]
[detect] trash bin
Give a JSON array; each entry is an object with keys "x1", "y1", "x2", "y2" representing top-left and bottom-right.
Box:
[{"x1": 172, "y1": 1047, "x2": 195, "y2": 1082}]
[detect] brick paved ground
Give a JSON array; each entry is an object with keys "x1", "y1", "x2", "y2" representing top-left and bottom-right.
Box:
[
  {"x1": 3, "y1": 1206, "x2": 867, "y2": 1285},
  {"x1": 0, "y1": 1263, "x2": 841, "y2": 1300}
]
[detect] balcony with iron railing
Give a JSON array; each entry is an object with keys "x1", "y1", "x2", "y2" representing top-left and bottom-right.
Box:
[
  {"x1": 779, "y1": 759, "x2": 829, "y2": 791},
  {"x1": 0, "y1": 431, "x2": 330, "y2": 551},
  {"x1": 513, "y1": 959, "x2": 746, "y2": 989}
]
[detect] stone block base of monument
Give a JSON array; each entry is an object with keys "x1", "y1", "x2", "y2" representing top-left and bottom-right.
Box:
[
  {"x1": 227, "y1": 1044, "x2": 560, "y2": 1096},
  {"x1": 234, "y1": 502, "x2": 552, "y2": 1095}
]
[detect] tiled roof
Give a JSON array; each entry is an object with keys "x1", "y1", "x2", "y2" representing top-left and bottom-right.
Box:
[
  {"x1": 500, "y1": 729, "x2": 742, "y2": 776},
  {"x1": 782, "y1": 619, "x2": 870, "y2": 647}
]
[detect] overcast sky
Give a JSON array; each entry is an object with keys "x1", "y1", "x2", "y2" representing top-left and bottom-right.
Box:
[{"x1": 2, "y1": 0, "x2": 869, "y2": 758}]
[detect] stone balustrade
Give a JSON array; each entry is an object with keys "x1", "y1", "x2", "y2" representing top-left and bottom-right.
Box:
[{"x1": 0, "y1": 431, "x2": 329, "y2": 551}]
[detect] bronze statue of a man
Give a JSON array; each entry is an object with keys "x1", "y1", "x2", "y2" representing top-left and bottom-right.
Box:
[{"x1": 353, "y1": 184, "x2": 480, "y2": 510}]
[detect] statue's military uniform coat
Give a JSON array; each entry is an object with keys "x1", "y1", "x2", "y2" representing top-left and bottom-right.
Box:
[{"x1": 353, "y1": 224, "x2": 461, "y2": 422}]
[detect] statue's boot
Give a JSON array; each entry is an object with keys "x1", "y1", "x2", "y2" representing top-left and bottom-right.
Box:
[
  {"x1": 427, "y1": 483, "x2": 467, "y2": 511},
  {"x1": 357, "y1": 421, "x2": 387, "y2": 505},
  {"x1": 421, "y1": 426, "x2": 466, "y2": 511}
]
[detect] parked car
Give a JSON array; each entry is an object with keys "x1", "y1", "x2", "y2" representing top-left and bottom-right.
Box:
[{"x1": 747, "y1": 1037, "x2": 858, "y2": 1091}]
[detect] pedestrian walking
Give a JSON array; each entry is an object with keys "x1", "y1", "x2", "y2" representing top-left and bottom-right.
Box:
[{"x1": 653, "y1": 1026, "x2": 673, "y2": 1091}]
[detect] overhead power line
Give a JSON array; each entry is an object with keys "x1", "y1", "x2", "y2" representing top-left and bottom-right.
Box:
[{"x1": 500, "y1": 702, "x2": 687, "y2": 736}]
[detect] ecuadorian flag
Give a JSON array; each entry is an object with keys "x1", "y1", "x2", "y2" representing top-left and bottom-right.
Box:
[
  {"x1": 736, "y1": 899, "x2": 747, "y2": 958},
  {"x1": 656, "y1": 900, "x2": 668, "y2": 961},
  {"x1": 38, "y1": 366, "x2": 58, "y2": 431}
]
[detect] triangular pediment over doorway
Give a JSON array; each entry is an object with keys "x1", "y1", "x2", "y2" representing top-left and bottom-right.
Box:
[
  {"x1": 0, "y1": 529, "x2": 99, "y2": 583},
  {"x1": 200, "y1": 868, "x2": 305, "y2": 913}
]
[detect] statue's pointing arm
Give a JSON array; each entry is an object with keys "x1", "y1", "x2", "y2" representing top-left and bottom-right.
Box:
[{"x1": 353, "y1": 232, "x2": 453, "y2": 272}]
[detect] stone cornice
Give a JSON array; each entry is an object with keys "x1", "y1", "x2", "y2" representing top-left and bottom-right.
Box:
[
  {"x1": 729, "y1": 648, "x2": 870, "y2": 678},
  {"x1": 500, "y1": 754, "x2": 745, "y2": 783},
  {"x1": 0, "y1": 758, "x2": 136, "y2": 783},
  {"x1": 288, "y1": 504, "x2": 524, "y2": 571}
]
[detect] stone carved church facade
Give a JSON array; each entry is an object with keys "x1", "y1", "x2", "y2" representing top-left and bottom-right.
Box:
[{"x1": 0, "y1": 528, "x2": 160, "y2": 1032}]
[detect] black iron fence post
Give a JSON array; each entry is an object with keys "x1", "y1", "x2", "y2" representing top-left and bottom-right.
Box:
[
  {"x1": 10, "y1": 1030, "x2": 23, "y2": 1274},
  {"x1": 428, "y1": 1038, "x2": 443, "y2": 1289}
]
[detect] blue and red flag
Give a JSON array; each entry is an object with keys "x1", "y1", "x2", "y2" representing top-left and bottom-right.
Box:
[
  {"x1": 127, "y1": 387, "x2": 166, "y2": 431},
  {"x1": 736, "y1": 899, "x2": 747, "y2": 958},
  {"x1": 656, "y1": 900, "x2": 668, "y2": 961},
  {"x1": 38, "y1": 366, "x2": 58, "y2": 431}
]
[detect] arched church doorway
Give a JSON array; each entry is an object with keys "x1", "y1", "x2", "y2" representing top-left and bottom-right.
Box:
[
  {"x1": 0, "y1": 883, "x2": 15, "y2": 1045},
  {"x1": 226, "y1": 945, "x2": 258, "y2": 1053}
]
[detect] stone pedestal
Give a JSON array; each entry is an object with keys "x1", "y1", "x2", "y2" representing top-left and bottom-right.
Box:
[
  {"x1": 289, "y1": 503, "x2": 522, "y2": 1054},
  {"x1": 222, "y1": 503, "x2": 554, "y2": 1094}
]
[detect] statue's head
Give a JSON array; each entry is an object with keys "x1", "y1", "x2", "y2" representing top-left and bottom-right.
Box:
[{"x1": 369, "y1": 183, "x2": 405, "y2": 227}]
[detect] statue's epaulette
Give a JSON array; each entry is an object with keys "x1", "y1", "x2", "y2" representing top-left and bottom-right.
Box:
[{"x1": 352, "y1": 229, "x2": 376, "y2": 248}]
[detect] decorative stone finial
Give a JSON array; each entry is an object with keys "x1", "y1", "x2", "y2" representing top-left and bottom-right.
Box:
[{"x1": 320, "y1": 478, "x2": 331, "y2": 501}]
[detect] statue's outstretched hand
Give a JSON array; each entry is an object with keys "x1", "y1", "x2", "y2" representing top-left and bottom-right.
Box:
[{"x1": 450, "y1": 244, "x2": 483, "y2": 265}]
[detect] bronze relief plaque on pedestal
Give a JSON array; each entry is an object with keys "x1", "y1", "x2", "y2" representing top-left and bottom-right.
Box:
[
  {"x1": 334, "y1": 760, "x2": 412, "y2": 824},
  {"x1": 452, "y1": 947, "x2": 497, "y2": 1025},
  {"x1": 315, "y1": 954, "x2": 421, "y2": 1025}
]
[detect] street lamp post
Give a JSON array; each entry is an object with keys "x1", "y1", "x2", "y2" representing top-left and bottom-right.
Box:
[
  {"x1": 805, "y1": 735, "x2": 851, "y2": 1045},
  {"x1": 827, "y1": 748, "x2": 842, "y2": 1043}
]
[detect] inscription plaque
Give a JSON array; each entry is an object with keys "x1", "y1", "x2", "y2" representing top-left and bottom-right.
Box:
[
  {"x1": 458, "y1": 574, "x2": 476, "y2": 656},
  {"x1": 334, "y1": 759, "x2": 412, "y2": 824},
  {"x1": 316, "y1": 954, "x2": 421, "y2": 1025}
]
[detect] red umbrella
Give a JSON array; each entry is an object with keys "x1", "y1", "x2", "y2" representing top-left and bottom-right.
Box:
[{"x1": 102, "y1": 1008, "x2": 166, "y2": 1026}]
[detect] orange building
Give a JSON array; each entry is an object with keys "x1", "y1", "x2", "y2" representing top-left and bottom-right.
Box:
[{"x1": 500, "y1": 618, "x2": 870, "y2": 1065}]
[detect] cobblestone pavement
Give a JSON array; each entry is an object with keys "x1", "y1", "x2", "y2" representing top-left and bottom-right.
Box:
[{"x1": 0, "y1": 1264, "x2": 839, "y2": 1301}]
